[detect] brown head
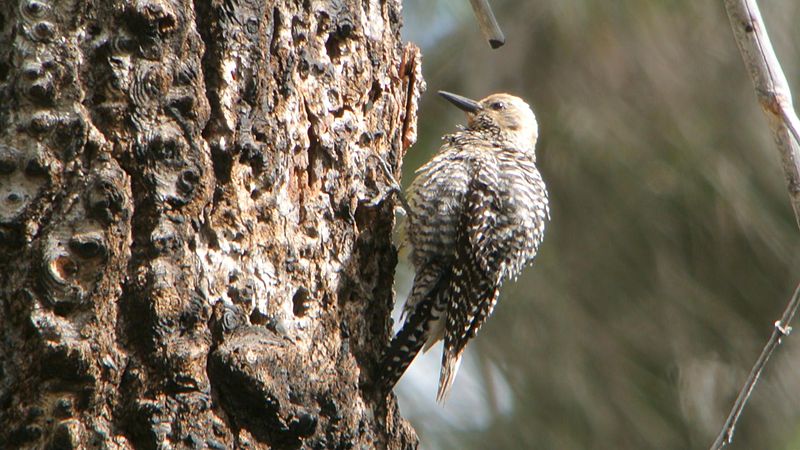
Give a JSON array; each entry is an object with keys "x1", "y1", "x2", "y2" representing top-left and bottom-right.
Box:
[{"x1": 439, "y1": 91, "x2": 539, "y2": 154}]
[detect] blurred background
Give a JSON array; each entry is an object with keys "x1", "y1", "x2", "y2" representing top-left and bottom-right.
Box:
[{"x1": 394, "y1": 1, "x2": 800, "y2": 449}]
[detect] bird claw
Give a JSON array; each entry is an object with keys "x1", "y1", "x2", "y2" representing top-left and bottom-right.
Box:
[
  {"x1": 367, "y1": 153, "x2": 411, "y2": 216},
  {"x1": 363, "y1": 187, "x2": 407, "y2": 217}
]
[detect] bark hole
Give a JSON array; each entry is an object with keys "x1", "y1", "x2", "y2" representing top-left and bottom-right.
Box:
[
  {"x1": 53, "y1": 255, "x2": 78, "y2": 279},
  {"x1": 292, "y1": 287, "x2": 310, "y2": 317},
  {"x1": 325, "y1": 34, "x2": 342, "y2": 60},
  {"x1": 249, "y1": 309, "x2": 268, "y2": 325}
]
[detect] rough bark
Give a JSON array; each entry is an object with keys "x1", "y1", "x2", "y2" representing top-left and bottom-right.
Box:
[{"x1": 0, "y1": 0, "x2": 423, "y2": 448}]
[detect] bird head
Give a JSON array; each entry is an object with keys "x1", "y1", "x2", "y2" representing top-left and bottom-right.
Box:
[{"x1": 439, "y1": 91, "x2": 539, "y2": 154}]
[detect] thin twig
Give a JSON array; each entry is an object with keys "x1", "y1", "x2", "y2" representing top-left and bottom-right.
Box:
[
  {"x1": 779, "y1": 108, "x2": 800, "y2": 150},
  {"x1": 468, "y1": 0, "x2": 505, "y2": 49},
  {"x1": 710, "y1": 284, "x2": 800, "y2": 450},
  {"x1": 722, "y1": 0, "x2": 800, "y2": 229},
  {"x1": 711, "y1": 0, "x2": 800, "y2": 448}
]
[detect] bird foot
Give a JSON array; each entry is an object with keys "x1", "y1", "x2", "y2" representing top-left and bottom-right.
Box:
[{"x1": 367, "y1": 153, "x2": 411, "y2": 216}]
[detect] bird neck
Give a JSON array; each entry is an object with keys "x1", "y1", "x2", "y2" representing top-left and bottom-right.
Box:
[{"x1": 449, "y1": 128, "x2": 536, "y2": 162}]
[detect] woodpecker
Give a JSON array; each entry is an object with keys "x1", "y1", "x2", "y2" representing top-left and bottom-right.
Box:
[{"x1": 378, "y1": 91, "x2": 549, "y2": 402}]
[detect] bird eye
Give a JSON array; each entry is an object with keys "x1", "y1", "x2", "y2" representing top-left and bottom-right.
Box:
[{"x1": 491, "y1": 101, "x2": 506, "y2": 111}]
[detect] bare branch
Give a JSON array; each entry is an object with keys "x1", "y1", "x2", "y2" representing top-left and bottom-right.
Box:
[
  {"x1": 468, "y1": 0, "x2": 505, "y2": 49},
  {"x1": 779, "y1": 108, "x2": 800, "y2": 152},
  {"x1": 710, "y1": 283, "x2": 800, "y2": 449},
  {"x1": 711, "y1": 0, "x2": 800, "y2": 448},
  {"x1": 722, "y1": 0, "x2": 800, "y2": 229}
]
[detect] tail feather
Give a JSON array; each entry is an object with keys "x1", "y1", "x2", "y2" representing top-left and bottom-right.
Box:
[
  {"x1": 436, "y1": 347, "x2": 463, "y2": 403},
  {"x1": 377, "y1": 297, "x2": 436, "y2": 393},
  {"x1": 400, "y1": 265, "x2": 442, "y2": 321},
  {"x1": 422, "y1": 313, "x2": 445, "y2": 353}
]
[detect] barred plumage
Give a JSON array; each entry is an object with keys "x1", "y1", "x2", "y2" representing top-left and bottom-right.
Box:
[{"x1": 378, "y1": 91, "x2": 549, "y2": 402}]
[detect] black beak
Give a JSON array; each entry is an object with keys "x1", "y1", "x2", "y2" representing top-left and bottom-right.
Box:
[{"x1": 438, "y1": 91, "x2": 482, "y2": 113}]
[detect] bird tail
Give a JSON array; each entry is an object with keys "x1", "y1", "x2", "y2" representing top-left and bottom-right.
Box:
[
  {"x1": 377, "y1": 297, "x2": 442, "y2": 394},
  {"x1": 436, "y1": 347, "x2": 463, "y2": 403}
]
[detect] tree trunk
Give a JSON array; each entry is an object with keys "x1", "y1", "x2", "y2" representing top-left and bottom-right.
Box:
[{"x1": 0, "y1": 0, "x2": 422, "y2": 448}]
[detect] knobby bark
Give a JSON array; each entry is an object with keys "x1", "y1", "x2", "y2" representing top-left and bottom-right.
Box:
[{"x1": 0, "y1": 0, "x2": 423, "y2": 448}]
